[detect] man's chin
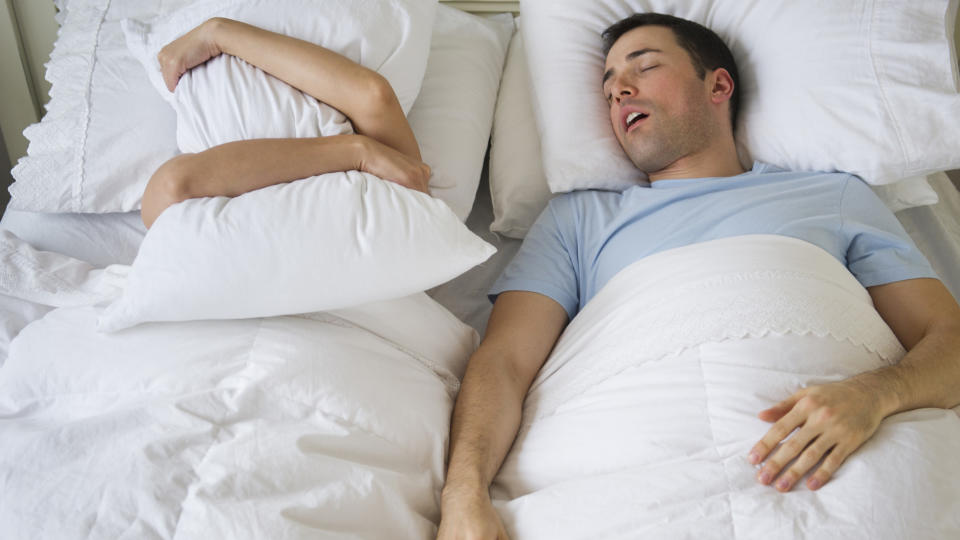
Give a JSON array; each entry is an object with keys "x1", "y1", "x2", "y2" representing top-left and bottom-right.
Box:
[{"x1": 626, "y1": 154, "x2": 670, "y2": 176}]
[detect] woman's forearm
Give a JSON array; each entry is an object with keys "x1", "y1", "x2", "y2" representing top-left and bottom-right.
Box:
[
  {"x1": 208, "y1": 18, "x2": 420, "y2": 159},
  {"x1": 141, "y1": 135, "x2": 363, "y2": 227}
]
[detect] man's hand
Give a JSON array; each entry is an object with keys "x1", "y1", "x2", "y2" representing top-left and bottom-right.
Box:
[
  {"x1": 749, "y1": 278, "x2": 960, "y2": 493},
  {"x1": 355, "y1": 136, "x2": 431, "y2": 194},
  {"x1": 747, "y1": 378, "x2": 890, "y2": 492},
  {"x1": 437, "y1": 489, "x2": 510, "y2": 540},
  {"x1": 157, "y1": 18, "x2": 225, "y2": 92}
]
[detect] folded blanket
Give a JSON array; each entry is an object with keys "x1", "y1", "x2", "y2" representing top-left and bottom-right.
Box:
[{"x1": 491, "y1": 235, "x2": 960, "y2": 539}]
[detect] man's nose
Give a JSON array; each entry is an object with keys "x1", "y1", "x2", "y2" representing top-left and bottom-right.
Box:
[{"x1": 612, "y1": 78, "x2": 637, "y2": 104}]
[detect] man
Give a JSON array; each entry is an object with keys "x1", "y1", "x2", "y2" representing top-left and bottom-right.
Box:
[{"x1": 437, "y1": 13, "x2": 960, "y2": 539}]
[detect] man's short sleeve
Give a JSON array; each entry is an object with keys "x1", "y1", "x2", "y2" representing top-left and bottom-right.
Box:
[
  {"x1": 489, "y1": 198, "x2": 581, "y2": 319},
  {"x1": 841, "y1": 177, "x2": 938, "y2": 287}
]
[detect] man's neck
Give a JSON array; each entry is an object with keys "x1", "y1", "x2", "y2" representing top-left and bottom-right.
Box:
[{"x1": 647, "y1": 142, "x2": 746, "y2": 183}]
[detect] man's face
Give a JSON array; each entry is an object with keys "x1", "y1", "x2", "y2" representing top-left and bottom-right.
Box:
[{"x1": 602, "y1": 25, "x2": 718, "y2": 174}]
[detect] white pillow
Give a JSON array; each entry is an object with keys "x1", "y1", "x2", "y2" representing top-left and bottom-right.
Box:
[
  {"x1": 871, "y1": 174, "x2": 943, "y2": 213},
  {"x1": 520, "y1": 0, "x2": 959, "y2": 194},
  {"x1": 489, "y1": 18, "x2": 552, "y2": 238},
  {"x1": 9, "y1": 0, "x2": 192, "y2": 213},
  {"x1": 123, "y1": 0, "x2": 435, "y2": 116},
  {"x1": 98, "y1": 172, "x2": 496, "y2": 332},
  {"x1": 127, "y1": 48, "x2": 356, "y2": 151},
  {"x1": 407, "y1": 6, "x2": 513, "y2": 220}
]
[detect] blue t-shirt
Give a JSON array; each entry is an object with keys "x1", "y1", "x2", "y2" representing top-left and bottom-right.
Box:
[{"x1": 490, "y1": 162, "x2": 938, "y2": 319}]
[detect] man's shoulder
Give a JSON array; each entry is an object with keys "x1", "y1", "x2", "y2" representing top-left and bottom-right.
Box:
[{"x1": 550, "y1": 188, "x2": 623, "y2": 210}]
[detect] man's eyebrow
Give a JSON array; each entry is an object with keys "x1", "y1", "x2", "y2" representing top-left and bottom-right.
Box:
[{"x1": 602, "y1": 48, "x2": 663, "y2": 86}]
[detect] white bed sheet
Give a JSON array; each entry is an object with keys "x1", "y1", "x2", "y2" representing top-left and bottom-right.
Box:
[{"x1": 2, "y1": 170, "x2": 960, "y2": 335}]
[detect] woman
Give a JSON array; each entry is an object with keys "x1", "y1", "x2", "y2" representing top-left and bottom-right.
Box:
[{"x1": 140, "y1": 17, "x2": 431, "y2": 228}]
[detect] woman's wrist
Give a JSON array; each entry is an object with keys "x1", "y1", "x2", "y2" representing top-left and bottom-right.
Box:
[{"x1": 203, "y1": 17, "x2": 231, "y2": 56}]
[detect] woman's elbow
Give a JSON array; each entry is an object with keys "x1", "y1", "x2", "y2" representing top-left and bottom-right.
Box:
[{"x1": 141, "y1": 154, "x2": 197, "y2": 229}]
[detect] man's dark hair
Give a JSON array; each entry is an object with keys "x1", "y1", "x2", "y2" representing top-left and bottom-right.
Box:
[{"x1": 602, "y1": 13, "x2": 741, "y2": 130}]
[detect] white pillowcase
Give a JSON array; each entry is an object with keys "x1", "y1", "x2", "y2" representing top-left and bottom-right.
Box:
[
  {"x1": 146, "y1": 51, "x2": 355, "y2": 151},
  {"x1": 489, "y1": 18, "x2": 552, "y2": 238},
  {"x1": 9, "y1": 0, "x2": 192, "y2": 213},
  {"x1": 407, "y1": 6, "x2": 513, "y2": 220},
  {"x1": 98, "y1": 172, "x2": 496, "y2": 332},
  {"x1": 520, "y1": 0, "x2": 958, "y2": 195}
]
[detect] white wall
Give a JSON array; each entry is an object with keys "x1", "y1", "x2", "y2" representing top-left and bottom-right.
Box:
[{"x1": 11, "y1": 0, "x2": 57, "y2": 105}]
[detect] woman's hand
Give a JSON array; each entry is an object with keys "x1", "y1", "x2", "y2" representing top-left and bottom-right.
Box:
[
  {"x1": 747, "y1": 377, "x2": 891, "y2": 492},
  {"x1": 355, "y1": 136, "x2": 432, "y2": 194},
  {"x1": 437, "y1": 488, "x2": 510, "y2": 540},
  {"x1": 157, "y1": 18, "x2": 227, "y2": 92}
]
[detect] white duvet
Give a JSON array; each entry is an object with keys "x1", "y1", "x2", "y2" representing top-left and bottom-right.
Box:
[
  {"x1": 491, "y1": 235, "x2": 960, "y2": 540},
  {"x1": 0, "y1": 232, "x2": 478, "y2": 539}
]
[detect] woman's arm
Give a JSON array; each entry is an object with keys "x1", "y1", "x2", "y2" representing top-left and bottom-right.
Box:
[
  {"x1": 141, "y1": 134, "x2": 431, "y2": 228},
  {"x1": 156, "y1": 17, "x2": 420, "y2": 161}
]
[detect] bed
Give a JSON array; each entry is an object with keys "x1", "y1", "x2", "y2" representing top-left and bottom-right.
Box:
[{"x1": 1, "y1": 1, "x2": 959, "y2": 538}]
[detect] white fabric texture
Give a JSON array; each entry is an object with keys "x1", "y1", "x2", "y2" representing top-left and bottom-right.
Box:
[
  {"x1": 0, "y1": 288, "x2": 479, "y2": 538},
  {"x1": 489, "y1": 18, "x2": 552, "y2": 238},
  {"x1": 152, "y1": 50, "x2": 355, "y2": 152},
  {"x1": 0, "y1": 229, "x2": 124, "y2": 366},
  {"x1": 124, "y1": 0, "x2": 435, "y2": 116},
  {"x1": 98, "y1": 171, "x2": 496, "y2": 332},
  {"x1": 870, "y1": 173, "x2": 943, "y2": 213},
  {"x1": 407, "y1": 6, "x2": 513, "y2": 221},
  {"x1": 490, "y1": 234, "x2": 960, "y2": 539},
  {"x1": 519, "y1": 0, "x2": 956, "y2": 199},
  {"x1": 0, "y1": 230, "x2": 123, "y2": 309}
]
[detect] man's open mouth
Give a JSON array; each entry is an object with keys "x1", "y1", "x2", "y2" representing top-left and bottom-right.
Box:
[{"x1": 626, "y1": 111, "x2": 649, "y2": 131}]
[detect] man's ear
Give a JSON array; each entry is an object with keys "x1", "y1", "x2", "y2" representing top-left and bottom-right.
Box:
[{"x1": 709, "y1": 68, "x2": 735, "y2": 105}]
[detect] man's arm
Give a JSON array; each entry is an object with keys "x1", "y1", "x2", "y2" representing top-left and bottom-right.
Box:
[
  {"x1": 437, "y1": 291, "x2": 568, "y2": 540},
  {"x1": 747, "y1": 277, "x2": 960, "y2": 491},
  {"x1": 157, "y1": 17, "x2": 420, "y2": 161},
  {"x1": 141, "y1": 134, "x2": 430, "y2": 228}
]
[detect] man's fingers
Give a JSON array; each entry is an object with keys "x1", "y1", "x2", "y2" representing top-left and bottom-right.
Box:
[
  {"x1": 805, "y1": 444, "x2": 851, "y2": 491},
  {"x1": 754, "y1": 424, "x2": 818, "y2": 486},
  {"x1": 747, "y1": 405, "x2": 803, "y2": 465},
  {"x1": 757, "y1": 392, "x2": 801, "y2": 422},
  {"x1": 771, "y1": 437, "x2": 835, "y2": 492}
]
